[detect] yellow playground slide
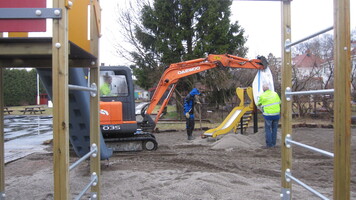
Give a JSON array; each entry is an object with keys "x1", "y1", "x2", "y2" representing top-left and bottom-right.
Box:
[{"x1": 203, "y1": 87, "x2": 254, "y2": 138}]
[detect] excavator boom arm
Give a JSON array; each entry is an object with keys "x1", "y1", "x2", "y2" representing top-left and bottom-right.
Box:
[{"x1": 146, "y1": 62, "x2": 216, "y2": 114}]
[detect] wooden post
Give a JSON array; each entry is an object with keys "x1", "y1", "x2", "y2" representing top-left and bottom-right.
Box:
[
  {"x1": 90, "y1": 66, "x2": 100, "y2": 199},
  {"x1": 280, "y1": 0, "x2": 292, "y2": 199},
  {"x1": 90, "y1": 1, "x2": 101, "y2": 199},
  {"x1": 199, "y1": 104, "x2": 202, "y2": 130},
  {"x1": 333, "y1": 0, "x2": 351, "y2": 199},
  {"x1": 253, "y1": 105, "x2": 258, "y2": 133},
  {"x1": 52, "y1": 0, "x2": 70, "y2": 199},
  {"x1": 0, "y1": 41, "x2": 5, "y2": 199}
]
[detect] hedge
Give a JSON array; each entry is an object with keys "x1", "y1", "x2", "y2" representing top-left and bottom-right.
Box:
[{"x1": 3, "y1": 69, "x2": 45, "y2": 106}]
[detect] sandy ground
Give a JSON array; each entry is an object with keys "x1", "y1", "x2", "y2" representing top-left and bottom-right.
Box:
[{"x1": 3, "y1": 126, "x2": 356, "y2": 199}]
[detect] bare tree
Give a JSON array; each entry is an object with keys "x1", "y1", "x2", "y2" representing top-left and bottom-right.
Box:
[
  {"x1": 291, "y1": 34, "x2": 335, "y2": 117},
  {"x1": 267, "y1": 53, "x2": 281, "y2": 95},
  {"x1": 113, "y1": 0, "x2": 155, "y2": 64}
]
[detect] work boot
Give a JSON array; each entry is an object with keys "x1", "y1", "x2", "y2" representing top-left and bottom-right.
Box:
[{"x1": 188, "y1": 135, "x2": 195, "y2": 140}]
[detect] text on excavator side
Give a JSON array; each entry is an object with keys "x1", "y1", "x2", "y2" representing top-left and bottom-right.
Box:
[{"x1": 177, "y1": 66, "x2": 200, "y2": 75}]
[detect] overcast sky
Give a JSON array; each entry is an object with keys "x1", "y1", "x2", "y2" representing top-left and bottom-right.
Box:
[{"x1": 99, "y1": 0, "x2": 356, "y2": 66}]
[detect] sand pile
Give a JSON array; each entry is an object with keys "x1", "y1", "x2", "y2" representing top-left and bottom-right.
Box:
[
  {"x1": 211, "y1": 134, "x2": 255, "y2": 149},
  {"x1": 209, "y1": 130, "x2": 281, "y2": 150},
  {"x1": 4, "y1": 128, "x2": 355, "y2": 199},
  {"x1": 99, "y1": 170, "x2": 280, "y2": 199}
]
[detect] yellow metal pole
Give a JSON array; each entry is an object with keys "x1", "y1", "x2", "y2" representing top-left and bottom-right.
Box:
[
  {"x1": 90, "y1": 1, "x2": 101, "y2": 199},
  {"x1": 333, "y1": 0, "x2": 351, "y2": 199},
  {"x1": 52, "y1": 0, "x2": 70, "y2": 199},
  {"x1": 280, "y1": 0, "x2": 292, "y2": 199},
  {"x1": 0, "y1": 43, "x2": 5, "y2": 199}
]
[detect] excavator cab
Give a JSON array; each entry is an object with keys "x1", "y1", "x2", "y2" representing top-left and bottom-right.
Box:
[
  {"x1": 99, "y1": 66, "x2": 157, "y2": 151},
  {"x1": 99, "y1": 67, "x2": 137, "y2": 136}
]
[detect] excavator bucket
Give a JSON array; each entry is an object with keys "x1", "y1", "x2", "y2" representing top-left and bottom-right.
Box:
[{"x1": 257, "y1": 56, "x2": 268, "y2": 69}]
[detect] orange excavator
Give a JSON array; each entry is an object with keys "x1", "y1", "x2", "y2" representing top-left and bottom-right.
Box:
[
  {"x1": 99, "y1": 54, "x2": 267, "y2": 151},
  {"x1": 139, "y1": 54, "x2": 267, "y2": 131}
]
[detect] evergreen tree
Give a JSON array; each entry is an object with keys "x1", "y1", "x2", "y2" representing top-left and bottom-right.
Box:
[{"x1": 128, "y1": 0, "x2": 248, "y2": 98}]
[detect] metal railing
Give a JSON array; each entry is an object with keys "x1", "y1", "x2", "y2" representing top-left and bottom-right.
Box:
[
  {"x1": 285, "y1": 169, "x2": 329, "y2": 200},
  {"x1": 285, "y1": 26, "x2": 333, "y2": 51},
  {"x1": 69, "y1": 144, "x2": 97, "y2": 171},
  {"x1": 285, "y1": 134, "x2": 334, "y2": 158},
  {"x1": 74, "y1": 172, "x2": 98, "y2": 200},
  {"x1": 68, "y1": 83, "x2": 97, "y2": 97},
  {"x1": 285, "y1": 87, "x2": 334, "y2": 101},
  {"x1": 69, "y1": 143, "x2": 98, "y2": 199}
]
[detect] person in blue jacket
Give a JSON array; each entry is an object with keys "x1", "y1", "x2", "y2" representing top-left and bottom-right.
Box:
[{"x1": 184, "y1": 88, "x2": 201, "y2": 140}]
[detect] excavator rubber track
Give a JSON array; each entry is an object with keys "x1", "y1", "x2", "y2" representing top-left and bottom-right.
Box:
[{"x1": 104, "y1": 132, "x2": 158, "y2": 152}]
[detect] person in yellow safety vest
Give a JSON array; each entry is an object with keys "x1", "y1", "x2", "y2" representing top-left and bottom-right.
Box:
[
  {"x1": 100, "y1": 75, "x2": 112, "y2": 96},
  {"x1": 257, "y1": 84, "x2": 281, "y2": 148}
]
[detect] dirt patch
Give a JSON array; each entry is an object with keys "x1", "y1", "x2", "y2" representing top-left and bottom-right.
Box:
[{"x1": 4, "y1": 127, "x2": 356, "y2": 199}]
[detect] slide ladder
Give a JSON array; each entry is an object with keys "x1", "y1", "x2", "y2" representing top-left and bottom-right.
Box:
[
  {"x1": 37, "y1": 68, "x2": 113, "y2": 160},
  {"x1": 203, "y1": 87, "x2": 254, "y2": 138},
  {"x1": 233, "y1": 111, "x2": 253, "y2": 134}
]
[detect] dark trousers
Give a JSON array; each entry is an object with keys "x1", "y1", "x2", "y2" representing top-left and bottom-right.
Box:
[
  {"x1": 264, "y1": 118, "x2": 279, "y2": 147},
  {"x1": 186, "y1": 118, "x2": 195, "y2": 136}
]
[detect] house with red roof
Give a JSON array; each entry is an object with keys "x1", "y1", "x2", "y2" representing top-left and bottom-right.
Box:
[
  {"x1": 291, "y1": 43, "x2": 356, "y2": 97},
  {"x1": 292, "y1": 51, "x2": 328, "y2": 90}
]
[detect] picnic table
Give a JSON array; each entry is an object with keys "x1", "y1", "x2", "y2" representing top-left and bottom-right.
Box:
[
  {"x1": 20, "y1": 107, "x2": 45, "y2": 114},
  {"x1": 3, "y1": 107, "x2": 13, "y2": 114}
]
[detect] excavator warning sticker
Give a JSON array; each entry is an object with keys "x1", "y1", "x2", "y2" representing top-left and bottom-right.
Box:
[{"x1": 213, "y1": 56, "x2": 222, "y2": 60}]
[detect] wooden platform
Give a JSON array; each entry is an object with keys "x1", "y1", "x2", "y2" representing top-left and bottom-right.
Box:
[{"x1": 0, "y1": 37, "x2": 97, "y2": 68}]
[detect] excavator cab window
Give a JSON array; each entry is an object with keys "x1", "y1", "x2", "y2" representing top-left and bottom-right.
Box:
[{"x1": 99, "y1": 71, "x2": 129, "y2": 97}]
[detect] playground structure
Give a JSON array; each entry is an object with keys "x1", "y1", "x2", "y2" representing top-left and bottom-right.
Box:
[
  {"x1": 203, "y1": 87, "x2": 254, "y2": 138},
  {"x1": 0, "y1": 1, "x2": 352, "y2": 200},
  {"x1": 1, "y1": 0, "x2": 103, "y2": 199},
  {"x1": 36, "y1": 67, "x2": 113, "y2": 159}
]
